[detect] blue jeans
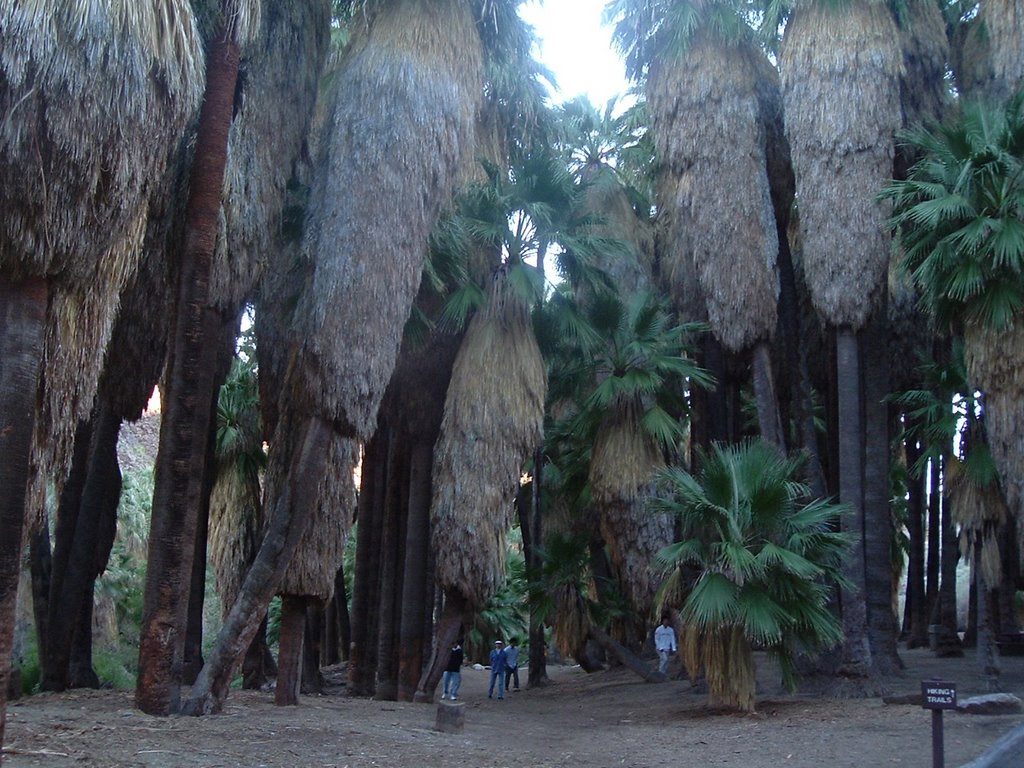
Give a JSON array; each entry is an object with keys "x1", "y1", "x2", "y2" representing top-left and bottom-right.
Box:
[
  {"x1": 442, "y1": 670, "x2": 461, "y2": 699},
  {"x1": 488, "y1": 667, "x2": 505, "y2": 698}
]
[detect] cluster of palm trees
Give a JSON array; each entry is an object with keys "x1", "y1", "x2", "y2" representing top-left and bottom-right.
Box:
[{"x1": 1, "y1": 0, "x2": 1022, "y2": 750}]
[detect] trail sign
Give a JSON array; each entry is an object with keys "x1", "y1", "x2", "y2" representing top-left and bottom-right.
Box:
[
  {"x1": 921, "y1": 680, "x2": 957, "y2": 710},
  {"x1": 922, "y1": 679, "x2": 957, "y2": 768}
]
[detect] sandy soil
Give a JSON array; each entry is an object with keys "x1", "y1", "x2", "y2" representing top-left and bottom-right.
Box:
[{"x1": 3, "y1": 647, "x2": 1022, "y2": 768}]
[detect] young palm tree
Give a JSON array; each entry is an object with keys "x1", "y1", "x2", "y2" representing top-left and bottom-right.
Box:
[{"x1": 652, "y1": 439, "x2": 850, "y2": 712}]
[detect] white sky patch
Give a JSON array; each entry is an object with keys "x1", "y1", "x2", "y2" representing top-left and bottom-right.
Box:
[{"x1": 518, "y1": 0, "x2": 631, "y2": 110}]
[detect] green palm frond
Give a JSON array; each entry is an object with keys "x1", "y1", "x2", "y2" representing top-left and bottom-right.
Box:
[
  {"x1": 884, "y1": 90, "x2": 1024, "y2": 332},
  {"x1": 652, "y1": 438, "x2": 849, "y2": 704}
]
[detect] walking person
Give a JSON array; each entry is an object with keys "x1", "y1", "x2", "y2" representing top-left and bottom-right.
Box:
[
  {"x1": 504, "y1": 637, "x2": 520, "y2": 692},
  {"x1": 441, "y1": 639, "x2": 463, "y2": 700},
  {"x1": 488, "y1": 639, "x2": 507, "y2": 699},
  {"x1": 655, "y1": 615, "x2": 677, "y2": 675}
]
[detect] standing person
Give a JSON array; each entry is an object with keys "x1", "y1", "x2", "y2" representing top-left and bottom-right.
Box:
[
  {"x1": 441, "y1": 639, "x2": 463, "y2": 700},
  {"x1": 654, "y1": 615, "x2": 677, "y2": 675},
  {"x1": 488, "y1": 639, "x2": 507, "y2": 699},
  {"x1": 504, "y1": 637, "x2": 520, "y2": 692}
]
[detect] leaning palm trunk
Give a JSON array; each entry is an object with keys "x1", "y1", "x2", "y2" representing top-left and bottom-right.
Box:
[
  {"x1": 185, "y1": 0, "x2": 484, "y2": 715},
  {"x1": 420, "y1": 269, "x2": 546, "y2": 697},
  {"x1": 780, "y1": 0, "x2": 903, "y2": 681},
  {"x1": 271, "y1": 431, "x2": 357, "y2": 706}
]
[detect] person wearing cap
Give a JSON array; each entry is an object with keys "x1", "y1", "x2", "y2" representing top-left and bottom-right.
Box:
[{"x1": 488, "y1": 640, "x2": 508, "y2": 699}]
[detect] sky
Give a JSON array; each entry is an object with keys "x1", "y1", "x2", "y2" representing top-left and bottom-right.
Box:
[{"x1": 518, "y1": 0, "x2": 631, "y2": 110}]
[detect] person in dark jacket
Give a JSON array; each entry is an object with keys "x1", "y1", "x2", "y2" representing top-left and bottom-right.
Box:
[{"x1": 441, "y1": 639, "x2": 464, "y2": 700}]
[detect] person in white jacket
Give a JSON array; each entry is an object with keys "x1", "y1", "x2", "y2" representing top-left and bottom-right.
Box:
[{"x1": 654, "y1": 616, "x2": 677, "y2": 674}]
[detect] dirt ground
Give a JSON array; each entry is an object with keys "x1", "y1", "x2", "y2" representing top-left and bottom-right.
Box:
[{"x1": 3, "y1": 647, "x2": 1022, "y2": 768}]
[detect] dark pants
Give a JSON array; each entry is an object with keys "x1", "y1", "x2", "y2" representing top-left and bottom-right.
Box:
[{"x1": 505, "y1": 665, "x2": 519, "y2": 690}]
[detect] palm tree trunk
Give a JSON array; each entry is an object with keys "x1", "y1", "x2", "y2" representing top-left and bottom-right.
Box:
[
  {"x1": 518, "y1": 450, "x2": 548, "y2": 687},
  {"x1": 904, "y1": 440, "x2": 929, "y2": 648},
  {"x1": 136, "y1": 15, "x2": 241, "y2": 716},
  {"x1": 181, "y1": 415, "x2": 332, "y2": 715},
  {"x1": 931, "y1": 470, "x2": 963, "y2": 656},
  {"x1": 751, "y1": 341, "x2": 786, "y2": 452},
  {"x1": 862, "y1": 312, "x2": 901, "y2": 674},
  {"x1": 413, "y1": 589, "x2": 466, "y2": 703},
  {"x1": 348, "y1": 427, "x2": 387, "y2": 696},
  {"x1": 374, "y1": 431, "x2": 407, "y2": 701},
  {"x1": 42, "y1": 419, "x2": 94, "y2": 691},
  {"x1": 275, "y1": 594, "x2": 307, "y2": 706},
  {"x1": 836, "y1": 328, "x2": 872, "y2": 677},
  {"x1": 926, "y1": 453, "x2": 941, "y2": 615},
  {"x1": 0, "y1": 274, "x2": 48, "y2": 750},
  {"x1": 397, "y1": 442, "x2": 432, "y2": 702}
]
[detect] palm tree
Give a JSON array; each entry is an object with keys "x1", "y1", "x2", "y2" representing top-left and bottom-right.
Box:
[
  {"x1": 777, "y1": 0, "x2": 904, "y2": 679},
  {"x1": 137, "y1": 0, "x2": 262, "y2": 716},
  {"x1": 576, "y1": 292, "x2": 711, "y2": 635},
  {"x1": 609, "y1": 0, "x2": 790, "y2": 450},
  {"x1": 652, "y1": 439, "x2": 850, "y2": 712},
  {"x1": 0, "y1": 0, "x2": 204, "y2": 736},
  {"x1": 183, "y1": 0, "x2": 486, "y2": 715}
]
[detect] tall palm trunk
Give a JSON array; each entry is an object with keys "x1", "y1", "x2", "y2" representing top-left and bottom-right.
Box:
[
  {"x1": 373, "y1": 431, "x2": 408, "y2": 701},
  {"x1": 349, "y1": 428, "x2": 387, "y2": 696},
  {"x1": 137, "y1": 18, "x2": 241, "y2": 716},
  {"x1": 397, "y1": 442, "x2": 433, "y2": 701},
  {"x1": 183, "y1": 416, "x2": 332, "y2": 714},
  {"x1": 862, "y1": 310, "x2": 901, "y2": 673},
  {"x1": 0, "y1": 275, "x2": 47, "y2": 752},
  {"x1": 43, "y1": 401, "x2": 122, "y2": 691},
  {"x1": 836, "y1": 328, "x2": 871, "y2": 675}
]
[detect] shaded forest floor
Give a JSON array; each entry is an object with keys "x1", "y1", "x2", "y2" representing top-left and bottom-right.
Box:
[{"x1": 4, "y1": 647, "x2": 1024, "y2": 767}]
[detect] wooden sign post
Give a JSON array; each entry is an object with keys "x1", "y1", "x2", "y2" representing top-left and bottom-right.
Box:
[{"x1": 921, "y1": 679, "x2": 957, "y2": 768}]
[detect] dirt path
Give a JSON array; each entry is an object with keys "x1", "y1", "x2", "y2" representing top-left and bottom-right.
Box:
[{"x1": 3, "y1": 648, "x2": 1022, "y2": 768}]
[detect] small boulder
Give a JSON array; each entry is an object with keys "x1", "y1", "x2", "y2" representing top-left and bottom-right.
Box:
[{"x1": 957, "y1": 694, "x2": 1023, "y2": 715}]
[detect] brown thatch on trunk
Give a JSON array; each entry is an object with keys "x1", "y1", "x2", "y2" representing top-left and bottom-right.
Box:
[
  {"x1": 648, "y1": 31, "x2": 779, "y2": 353},
  {"x1": 963, "y1": 321, "x2": 1024, "y2": 538},
  {"x1": 430, "y1": 269, "x2": 547, "y2": 609},
  {"x1": 0, "y1": 0, "x2": 205, "y2": 510},
  {"x1": 985, "y1": 0, "x2": 1024, "y2": 102},
  {"x1": 590, "y1": 397, "x2": 673, "y2": 617},
  {"x1": 209, "y1": 463, "x2": 264, "y2": 615},
  {"x1": 579, "y1": 162, "x2": 654, "y2": 302},
  {"x1": 896, "y1": 0, "x2": 950, "y2": 131},
  {"x1": 947, "y1": 455, "x2": 1008, "y2": 590},
  {"x1": 212, "y1": 0, "x2": 329, "y2": 311},
  {"x1": 275, "y1": 431, "x2": 357, "y2": 600},
  {"x1": 291, "y1": 0, "x2": 484, "y2": 441},
  {"x1": 780, "y1": 0, "x2": 903, "y2": 330},
  {"x1": 653, "y1": 172, "x2": 704, "y2": 323}
]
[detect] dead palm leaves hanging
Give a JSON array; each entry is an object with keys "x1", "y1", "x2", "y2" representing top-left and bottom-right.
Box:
[{"x1": 431, "y1": 267, "x2": 547, "y2": 609}]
